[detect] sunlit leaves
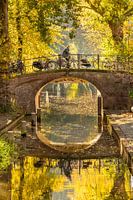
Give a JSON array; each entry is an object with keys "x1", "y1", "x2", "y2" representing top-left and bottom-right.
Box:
[
  {"x1": 11, "y1": 157, "x2": 65, "y2": 200},
  {"x1": 0, "y1": 139, "x2": 14, "y2": 170}
]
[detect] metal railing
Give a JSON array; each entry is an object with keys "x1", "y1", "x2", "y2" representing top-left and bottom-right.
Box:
[{"x1": 7, "y1": 54, "x2": 133, "y2": 75}]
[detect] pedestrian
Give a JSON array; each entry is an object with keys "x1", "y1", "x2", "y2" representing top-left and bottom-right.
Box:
[{"x1": 62, "y1": 46, "x2": 70, "y2": 61}]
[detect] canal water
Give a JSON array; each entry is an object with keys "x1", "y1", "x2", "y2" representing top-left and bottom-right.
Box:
[
  {"x1": 37, "y1": 81, "x2": 101, "y2": 151},
  {"x1": 1, "y1": 157, "x2": 133, "y2": 199},
  {"x1": 0, "y1": 81, "x2": 133, "y2": 199}
]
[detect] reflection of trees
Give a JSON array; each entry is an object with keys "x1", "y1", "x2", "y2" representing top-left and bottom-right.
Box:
[
  {"x1": 19, "y1": 157, "x2": 24, "y2": 200},
  {"x1": 11, "y1": 157, "x2": 65, "y2": 200},
  {"x1": 105, "y1": 162, "x2": 129, "y2": 200},
  {"x1": 40, "y1": 82, "x2": 98, "y2": 115},
  {"x1": 11, "y1": 157, "x2": 132, "y2": 200},
  {"x1": 0, "y1": 139, "x2": 14, "y2": 170}
]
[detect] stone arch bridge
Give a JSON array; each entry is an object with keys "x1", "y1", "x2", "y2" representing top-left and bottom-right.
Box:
[{"x1": 7, "y1": 69, "x2": 133, "y2": 113}]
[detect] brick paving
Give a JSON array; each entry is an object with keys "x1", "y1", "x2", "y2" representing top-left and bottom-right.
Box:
[{"x1": 105, "y1": 111, "x2": 133, "y2": 159}]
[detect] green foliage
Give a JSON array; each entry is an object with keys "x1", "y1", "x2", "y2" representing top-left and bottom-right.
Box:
[
  {"x1": 129, "y1": 89, "x2": 133, "y2": 98},
  {"x1": 1, "y1": 0, "x2": 133, "y2": 64},
  {"x1": 0, "y1": 139, "x2": 14, "y2": 170},
  {"x1": 26, "y1": 0, "x2": 80, "y2": 43},
  {"x1": 77, "y1": 0, "x2": 133, "y2": 55}
]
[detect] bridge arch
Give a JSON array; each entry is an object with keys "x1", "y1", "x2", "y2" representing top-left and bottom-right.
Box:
[{"x1": 8, "y1": 71, "x2": 131, "y2": 113}]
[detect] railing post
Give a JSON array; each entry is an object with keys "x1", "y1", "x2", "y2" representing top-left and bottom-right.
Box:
[
  {"x1": 97, "y1": 54, "x2": 100, "y2": 69},
  {"x1": 58, "y1": 54, "x2": 62, "y2": 69},
  {"x1": 77, "y1": 54, "x2": 81, "y2": 69},
  {"x1": 23, "y1": 58, "x2": 26, "y2": 74}
]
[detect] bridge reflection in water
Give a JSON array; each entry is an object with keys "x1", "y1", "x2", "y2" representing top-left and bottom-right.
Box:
[{"x1": 36, "y1": 79, "x2": 103, "y2": 152}]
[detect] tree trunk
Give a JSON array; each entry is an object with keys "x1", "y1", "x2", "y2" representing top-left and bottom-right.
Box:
[
  {"x1": 0, "y1": 0, "x2": 9, "y2": 65},
  {"x1": 0, "y1": 0, "x2": 8, "y2": 40},
  {"x1": 0, "y1": 0, "x2": 10, "y2": 111},
  {"x1": 16, "y1": 0, "x2": 23, "y2": 60},
  {"x1": 109, "y1": 21, "x2": 124, "y2": 47}
]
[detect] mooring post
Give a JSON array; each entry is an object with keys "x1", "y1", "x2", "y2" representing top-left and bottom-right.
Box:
[
  {"x1": 98, "y1": 95, "x2": 103, "y2": 132},
  {"x1": 31, "y1": 112, "x2": 36, "y2": 126},
  {"x1": 78, "y1": 159, "x2": 81, "y2": 175},
  {"x1": 38, "y1": 93, "x2": 41, "y2": 108},
  {"x1": 37, "y1": 108, "x2": 41, "y2": 123},
  {"x1": 98, "y1": 95, "x2": 103, "y2": 115},
  {"x1": 45, "y1": 91, "x2": 49, "y2": 108},
  {"x1": 97, "y1": 54, "x2": 100, "y2": 69},
  {"x1": 21, "y1": 120, "x2": 27, "y2": 137}
]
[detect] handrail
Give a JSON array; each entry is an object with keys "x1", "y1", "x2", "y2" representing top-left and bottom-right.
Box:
[{"x1": 7, "y1": 54, "x2": 133, "y2": 76}]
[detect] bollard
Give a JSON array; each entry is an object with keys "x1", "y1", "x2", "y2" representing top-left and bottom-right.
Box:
[
  {"x1": 37, "y1": 108, "x2": 41, "y2": 123},
  {"x1": 98, "y1": 95, "x2": 103, "y2": 132},
  {"x1": 21, "y1": 120, "x2": 27, "y2": 137},
  {"x1": 98, "y1": 95, "x2": 103, "y2": 116},
  {"x1": 45, "y1": 91, "x2": 49, "y2": 108},
  {"x1": 98, "y1": 115, "x2": 102, "y2": 133},
  {"x1": 31, "y1": 112, "x2": 36, "y2": 126}
]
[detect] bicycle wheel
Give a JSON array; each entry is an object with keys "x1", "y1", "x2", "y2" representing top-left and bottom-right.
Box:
[
  {"x1": 32, "y1": 62, "x2": 43, "y2": 72},
  {"x1": 46, "y1": 60, "x2": 59, "y2": 70}
]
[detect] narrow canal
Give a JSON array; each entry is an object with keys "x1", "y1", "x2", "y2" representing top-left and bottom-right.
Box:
[{"x1": 0, "y1": 79, "x2": 133, "y2": 199}]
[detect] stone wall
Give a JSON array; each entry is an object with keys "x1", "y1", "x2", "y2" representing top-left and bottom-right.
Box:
[{"x1": 7, "y1": 70, "x2": 133, "y2": 113}]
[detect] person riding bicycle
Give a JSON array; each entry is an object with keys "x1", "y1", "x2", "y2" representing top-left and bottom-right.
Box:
[
  {"x1": 16, "y1": 60, "x2": 24, "y2": 74},
  {"x1": 62, "y1": 46, "x2": 70, "y2": 61},
  {"x1": 62, "y1": 46, "x2": 70, "y2": 69}
]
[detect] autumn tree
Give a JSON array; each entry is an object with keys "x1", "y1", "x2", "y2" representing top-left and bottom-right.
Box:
[
  {"x1": 78, "y1": 0, "x2": 133, "y2": 54},
  {"x1": 0, "y1": 0, "x2": 9, "y2": 66}
]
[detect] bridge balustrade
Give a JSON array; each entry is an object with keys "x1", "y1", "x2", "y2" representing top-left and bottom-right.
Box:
[{"x1": 7, "y1": 54, "x2": 133, "y2": 76}]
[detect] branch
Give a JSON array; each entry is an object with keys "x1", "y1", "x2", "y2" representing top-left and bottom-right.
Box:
[
  {"x1": 85, "y1": 0, "x2": 105, "y2": 17},
  {"x1": 77, "y1": 5, "x2": 92, "y2": 10},
  {"x1": 124, "y1": 7, "x2": 133, "y2": 18}
]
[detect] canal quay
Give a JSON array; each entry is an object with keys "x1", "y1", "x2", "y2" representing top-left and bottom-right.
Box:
[{"x1": 105, "y1": 111, "x2": 133, "y2": 175}]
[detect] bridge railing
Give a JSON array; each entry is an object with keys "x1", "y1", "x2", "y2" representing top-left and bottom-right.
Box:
[{"x1": 7, "y1": 54, "x2": 133, "y2": 75}]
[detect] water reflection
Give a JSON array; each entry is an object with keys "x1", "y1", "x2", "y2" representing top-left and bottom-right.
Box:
[
  {"x1": 40, "y1": 111, "x2": 98, "y2": 143},
  {"x1": 37, "y1": 81, "x2": 102, "y2": 151},
  {"x1": 9, "y1": 157, "x2": 132, "y2": 200}
]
